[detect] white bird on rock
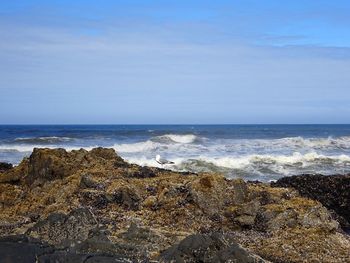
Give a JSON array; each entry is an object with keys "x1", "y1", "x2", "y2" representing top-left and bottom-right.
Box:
[{"x1": 156, "y1": 154, "x2": 174, "y2": 165}]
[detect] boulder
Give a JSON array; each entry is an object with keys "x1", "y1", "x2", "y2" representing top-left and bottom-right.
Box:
[
  {"x1": 80, "y1": 174, "x2": 103, "y2": 189},
  {"x1": 90, "y1": 147, "x2": 118, "y2": 160},
  {"x1": 25, "y1": 148, "x2": 125, "y2": 185},
  {"x1": 114, "y1": 223, "x2": 167, "y2": 260},
  {"x1": 112, "y1": 186, "x2": 141, "y2": 210},
  {"x1": 26, "y1": 208, "x2": 97, "y2": 245},
  {"x1": 26, "y1": 148, "x2": 81, "y2": 184},
  {"x1": 159, "y1": 233, "x2": 268, "y2": 263},
  {"x1": 188, "y1": 175, "x2": 247, "y2": 215},
  {"x1": 226, "y1": 199, "x2": 261, "y2": 228},
  {"x1": 0, "y1": 234, "x2": 131, "y2": 263}
]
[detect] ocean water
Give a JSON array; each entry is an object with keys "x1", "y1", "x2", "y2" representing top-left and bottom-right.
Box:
[{"x1": 1, "y1": 125, "x2": 350, "y2": 181}]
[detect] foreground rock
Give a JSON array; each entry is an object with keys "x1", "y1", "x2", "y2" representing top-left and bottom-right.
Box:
[
  {"x1": 272, "y1": 174, "x2": 350, "y2": 230},
  {"x1": 160, "y1": 233, "x2": 268, "y2": 263},
  {"x1": 0, "y1": 148, "x2": 349, "y2": 262},
  {"x1": 0, "y1": 234, "x2": 131, "y2": 263}
]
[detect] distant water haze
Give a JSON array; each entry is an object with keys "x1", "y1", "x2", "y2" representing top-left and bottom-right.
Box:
[{"x1": 1, "y1": 125, "x2": 350, "y2": 182}]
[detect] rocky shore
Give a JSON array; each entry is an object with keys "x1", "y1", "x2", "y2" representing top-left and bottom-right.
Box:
[{"x1": 0, "y1": 148, "x2": 349, "y2": 262}]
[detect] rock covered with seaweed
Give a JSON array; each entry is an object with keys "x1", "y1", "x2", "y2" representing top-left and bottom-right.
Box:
[
  {"x1": 272, "y1": 173, "x2": 350, "y2": 230},
  {"x1": 0, "y1": 148, "x2": 349, "y2": 262}
]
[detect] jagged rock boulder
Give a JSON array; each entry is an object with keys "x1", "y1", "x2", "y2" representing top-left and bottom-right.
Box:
[
  {"x1": 159, "y1": 233, "x2": 268, "y2": 263},
  {"x1": 25, "y1": 147, "x2": 126, "y2": 185},
  {"x1": 112, "y1": 185, "x2": 142, "y2": 210},
  {"x1": 27, "y1": 148, "x2": 78, "y2": 184},
  {"x1": 26, "y1": 208, "x2": 98, "y2": 245},
  {"x1": 230, "y1": 199, "x2": 261, "y2": 228},
  {"x1": 188, "y1": 175, "x2": 248, "y2": 215},
  {"x1": 80, "y1": 173, "x2": 104, "y2": 189},
  {"x1": 114, "y1": 223, "x2": 168, "y2": 260},
  {"x1": 272, "y1": 174, "x2": 350, "y2": 229}
]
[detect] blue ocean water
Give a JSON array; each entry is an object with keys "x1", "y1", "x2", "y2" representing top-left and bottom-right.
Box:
[{"x1": 1, "y1": 124, "x2": 350, "y2": 181}]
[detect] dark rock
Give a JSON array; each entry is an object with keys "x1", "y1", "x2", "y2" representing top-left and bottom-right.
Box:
[
  {"x1": 113, "y1": 186, "x2": 141, "y2": 210},
  {"x1": 0, "y1": 162, "x2": 12, "y2": 173},
  {"x1": 26, "y1": 148, "x2": 79, "y2": 184},
  {"x1": 26, "y1": 208, "x2": 98, "y2": 245},
  {"x1": 90, "y1": 147, "x2": 118, "y2": 160},
  {"x1": 0, "y1": 234, "x2": 132, "y2": 263},
  {"x1": 230, "y1": 200, "x2": 261, "y2": 228},
  {"x1": 114, "y1": 223, "x2": 166, "y2": 260},
  {"x1": 25, "y1": 147, "x2": 125, "y2": 185},
  {"x1": 73, "y1": 228, "x2": 117, "y2": 255},
  {"x1": 272, "y1": 174, "x2": 350, "y2": 229},
  {"x1": 159, "y1": 233, "x2": 267, "y2": 263},
  {"x1": 80, "y1": 191, "x2": 112, "y2": 209},
  {"x1": 0, "y1": 235, "x2": 54, "y2": 263},
  {"x1": 80, "y1": 174, "x2": 101, "y2": 189},
  {"x1": 126, "y1": 166, "x2": 156, "y2": 178}
]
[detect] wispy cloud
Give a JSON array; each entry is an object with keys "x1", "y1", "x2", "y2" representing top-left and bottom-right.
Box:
[{"x1": 0, "y1": 1, "x2": 350, "y2": 124}]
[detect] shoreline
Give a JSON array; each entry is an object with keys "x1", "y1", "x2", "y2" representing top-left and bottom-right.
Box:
[{"x1": 0, "y1": 147, "x2": 349, "y2": 262}]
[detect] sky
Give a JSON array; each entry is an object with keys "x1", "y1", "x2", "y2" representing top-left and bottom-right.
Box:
[{"x1": 0, "y1": 0, "x2": 350, "y2": 124}]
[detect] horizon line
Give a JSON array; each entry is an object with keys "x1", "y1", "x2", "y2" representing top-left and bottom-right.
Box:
[{"x1": 1, "y1": 123, "x2": 350, "y2": 126}]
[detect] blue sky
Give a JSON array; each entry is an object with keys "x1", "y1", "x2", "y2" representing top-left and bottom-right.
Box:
[{"x1": 1, "y1": 0, "x2": 350, "y2": 124}]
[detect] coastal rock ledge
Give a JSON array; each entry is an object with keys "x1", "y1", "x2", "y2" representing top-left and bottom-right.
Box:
[{"x1": 0, "y1": 148, "x2": 349, "y2": 262}]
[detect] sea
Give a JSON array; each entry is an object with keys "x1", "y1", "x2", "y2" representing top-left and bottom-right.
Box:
[{"x1": 1, "y1": 124, "x2": 350, "y2": 182}]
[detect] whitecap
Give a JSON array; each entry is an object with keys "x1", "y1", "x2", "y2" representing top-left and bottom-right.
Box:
[{"x1": 152, "y1": 134, "x2": 199, "y2": 144}]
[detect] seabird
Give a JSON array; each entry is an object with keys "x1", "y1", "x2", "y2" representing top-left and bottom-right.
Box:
[{"x1": 156, "y1": 154, "x2": 174, "y2": 165}]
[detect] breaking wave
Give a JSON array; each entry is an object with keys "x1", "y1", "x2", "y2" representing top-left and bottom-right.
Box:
[
  {"x1": 151, "y1": 134, "x2": 200, "y2": 144},
  {"x1": 113, "y1": 134, "x2": 204, "y2": 153},
  {"x1": 2, "y1": 133, "x2": 350, "y2": 181},
  {"x1": 221, "y1": 136, "x2": 350, "y2": 153},
  {"x1": 124, "y1": 152, "x2": 350, "y2": 181}
]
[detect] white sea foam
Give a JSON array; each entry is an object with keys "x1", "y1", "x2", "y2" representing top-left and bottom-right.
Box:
[
  {"x1": 217, "y1": 136, "x2": 350, "y2": 154},
  {"x1": 200, "y1": 152, "x2": 350, "y2": 169},
  {"x1": 153, "y1": 134, "x2": 199, "y2": 144},
  {"x1": 113, "y1": 141, "x2": 162, "y2": 153},
  {"x1": 123, "y1": 152, "x2": 350, "y2": 179},
  {"x1": 113, "y1": 138, "x2": 206, "y2": 154}
]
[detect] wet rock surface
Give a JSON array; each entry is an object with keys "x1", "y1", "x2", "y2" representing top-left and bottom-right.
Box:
[
  {"x1": 0, "y1": 148, "x2": 349, "y2": 262},
  {"x1": 0, "y1": 234, "x2": 131, "y2": 263},
  {"x1": 272, "y1": 174, "x2": 350, "y2": 229},
  {"x1": 26, "y1": 208, "x2": 98, "y2": 245},
  {"x1": 160, "y1": 233, "x2": 268, "y2": 263}
]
